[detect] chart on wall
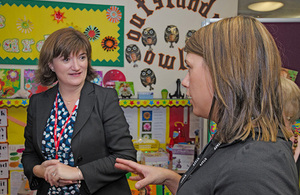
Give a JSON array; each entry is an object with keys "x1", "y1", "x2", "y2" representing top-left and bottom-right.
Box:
[{"x1": 0, "y1": 0, "x2": 124, "y2": 66}]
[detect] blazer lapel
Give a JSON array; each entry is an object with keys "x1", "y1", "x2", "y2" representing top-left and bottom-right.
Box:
[
  {"x1": 36, "y1": 85, "x2": 58, "y2": 151},
  {"x1": 73, "y1": 81, "x2": 96, "y2": 138}
]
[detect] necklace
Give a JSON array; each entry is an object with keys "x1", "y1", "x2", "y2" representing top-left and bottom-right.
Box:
[{"x1": 293, "y1": 128, "x2": 299, "y2": 155}]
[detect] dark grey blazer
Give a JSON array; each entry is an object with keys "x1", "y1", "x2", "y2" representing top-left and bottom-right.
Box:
[{"x1": 21, "y1": 81, "x2": 136, "y2": 194}]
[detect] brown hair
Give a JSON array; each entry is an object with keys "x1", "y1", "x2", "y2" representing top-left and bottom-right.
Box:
[
  {"x1": 281, "y1": 76, "x2": 300, "y2": 124},
  {"x1": 35, "y1": 28, "x2": 96, "y2": 86},
  {"x1": 185, "y1": 15, "x2": 290, "y2": 143}
]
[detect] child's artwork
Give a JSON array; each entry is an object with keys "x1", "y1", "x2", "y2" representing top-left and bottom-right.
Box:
[
  {"x1": 91, "y1": 71, "x2": 103, "y2": 86},
  {"x1": 0, "y1": 0, "x2": 124, "y2": 67},
  {"x1": 0, "y1": 69, "x2": 21, "y2": 98},
  {"x1": 115, "y1": 81, "x2": 134, "y2": 98},
  {"x1": 24, "y1": 69, "x2": 49, "y2": 97},
  {"x1": 9, "y1": 145, "x2": 24, "y2": 170}
]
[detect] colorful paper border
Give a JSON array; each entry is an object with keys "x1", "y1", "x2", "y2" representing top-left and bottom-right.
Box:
[{"x1": 0, "y1": 0, "x2": 124, "y2": 67}]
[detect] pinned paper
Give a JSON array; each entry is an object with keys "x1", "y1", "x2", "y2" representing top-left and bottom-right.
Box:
[{"x1": 0, "y1": 109, "x2": 7, "y2": 127}]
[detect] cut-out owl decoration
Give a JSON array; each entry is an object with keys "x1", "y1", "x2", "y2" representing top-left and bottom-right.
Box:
[
  {"x1": 125, "y1": 44, "x2": 141, "y2": 68},
  {"x1": 142, "y1": 27, "x2": 157, "y2": 51},
  {"x1": 164, "y1": 25, "x2": 179, "y2": 48},
  {"x1": 140, "y1": 68, "x2": 156, "y2": 91},
  {"x1": 185, "y1": 30, "x2": 196, "y2": 43}
]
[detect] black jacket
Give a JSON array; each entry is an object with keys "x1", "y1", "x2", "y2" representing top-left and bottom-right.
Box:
[
  {"x1": 21, "y1": 81, "x2": 136, "y2": 194},
  {"x1": 177, "y1": 129, "x2": 299, "y2": 195}
]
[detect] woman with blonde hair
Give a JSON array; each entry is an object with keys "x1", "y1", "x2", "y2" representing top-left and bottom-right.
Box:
[{"x1": 281, "y1": 76, "x2": 300, "y2": 183}]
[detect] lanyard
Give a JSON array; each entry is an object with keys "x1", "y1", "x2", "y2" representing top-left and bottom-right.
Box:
[
  {"x1": 178, "y1": 141, "x2": 222, "y2": 188},
  {"x1": 54, "y1": 93, "x2": 78, "y2": 159}
]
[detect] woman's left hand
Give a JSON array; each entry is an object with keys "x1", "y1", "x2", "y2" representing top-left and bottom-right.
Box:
[{"x1": 43, "y1": 160, "x2": 81, "y2": 187}]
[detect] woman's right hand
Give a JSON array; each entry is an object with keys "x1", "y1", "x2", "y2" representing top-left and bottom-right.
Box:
[
  {"x1": 33, "y1": 160, "x2": 77, "y2": 187},
  {"x1": 33, "y1": 159, "x2": 60, "y2": 179},
  {"x1": 115, "y1": 158, "x2": 181, "y2": 194}
]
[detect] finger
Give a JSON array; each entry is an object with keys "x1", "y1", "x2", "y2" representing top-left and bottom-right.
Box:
[
  {"x1": 135, "y1": 178, "x2": 151, "y2": 190},
  {"x1": 115, "y1": 158, "x2": 144, "y2": 172},
  {"x1": 116, "y1": 158, "x2": 137, "y2": 166},
  {"x1": 115, "y1": 163, "x2": 135, "y2": 172},
  {"x1": 48, "y1": 172, "x2": 58, "y2": 186},
  {"x1": 129, "y1": 175, "x2": 143, "y2": 181},
  {"x1": 52, "y1": 176, "x2": 60, "y2": 187},
  {"x1": 43, "y1": 159, "x2": 60, "y2": 167},
  {"x1": 44, "y1": 167, "x2": 56, "y2": 181},
  {"x1": 59, "y1": 180, "x2": 75, "y2": 185}
]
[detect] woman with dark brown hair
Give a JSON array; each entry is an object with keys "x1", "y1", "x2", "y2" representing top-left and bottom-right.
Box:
[
  {"x1": 21, "y1": 28, "x2": 136, "y2": 194},
  {"x1": 115, "y1": 15, "x2": 299, "y2": 194}
]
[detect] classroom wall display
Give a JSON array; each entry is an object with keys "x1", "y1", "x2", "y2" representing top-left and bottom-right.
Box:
[
  {"x1": 91, "y1": 71, "x2": 104, "y2": 86},
  {"x1": 0, "y1": 0, "x2": 238, "y2": 98},
  {"x1": 123, "y1": 0, "x2": 238, "y2": 97},
  {"x1": 0, "y1": 0, "x2": 124, "y2": 67},
  {"x1": 0, "y1": 69, "x2": 21, "y2": 99},
  {"x1": 24, "y1": 69, "x2": 50, "y2": 97},
  {"x1": 115, "y1": 81, "x2": 135, "y2": 98}
]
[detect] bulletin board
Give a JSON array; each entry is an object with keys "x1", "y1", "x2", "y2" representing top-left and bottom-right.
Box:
[{"x1": 0, "y1": 0, "x2": 124, "y2": 67}]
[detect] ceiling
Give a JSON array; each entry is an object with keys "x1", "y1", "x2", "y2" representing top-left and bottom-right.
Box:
[{"x1": 238, "y1": 0, "x2": 300, "y2": 18}]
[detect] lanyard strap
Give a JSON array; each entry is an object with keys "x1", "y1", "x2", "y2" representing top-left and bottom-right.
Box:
[
  {"x1": 178, "y1": 141, "x2": 221, "y2": 188},
  {"x1": 54, "y1": 93, "x2": 78, "y2": 159}
]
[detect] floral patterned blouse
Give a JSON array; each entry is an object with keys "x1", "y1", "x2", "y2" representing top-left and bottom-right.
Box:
[{"x1": 41, "y1": 92, "x2": 80, "y2": 194}]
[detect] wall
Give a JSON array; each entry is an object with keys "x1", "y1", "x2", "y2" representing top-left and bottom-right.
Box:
[{"x1": 1, "y1": 0, "x2": 238, "y2": 98}]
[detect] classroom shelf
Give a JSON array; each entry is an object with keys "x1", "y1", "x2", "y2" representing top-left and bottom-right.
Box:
[
  {"x1": 119, "y1": 99, "x2": 191, "y2": 107},
  {"x1": 0, "y1": 99, "x2": 29, "y2": 107},
  {"x1": 0, "y1": 98, "x2": 191, "y2": 108}
]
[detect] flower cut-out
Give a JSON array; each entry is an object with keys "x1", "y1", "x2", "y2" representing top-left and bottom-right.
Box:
[
  {"x1": 16, "y1": 16, "x2": 33, "y2": 34},
  {"x1": 84, "y1": 26, "x2": 100, "y2": 41},
  {"x1": 106, "y1": 6, "x2": 122, "y2": 23},
  {"x1": 51, "y1": 10, "x2": 66, "y2": 23},
  {"x1": 7, "y1": 69, "x2": 19, "y2": 82},
  {"x1": 101, "y1": 36, "x2": 118, "y2": 52}
]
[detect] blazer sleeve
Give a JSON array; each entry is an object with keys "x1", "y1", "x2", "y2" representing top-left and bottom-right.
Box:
[
  {"x1": 79, "y1": 88, "x2": 136, "y2": 194},
  {"x1": 21, "y1": 95, "x2": 45, "y2": 190}
]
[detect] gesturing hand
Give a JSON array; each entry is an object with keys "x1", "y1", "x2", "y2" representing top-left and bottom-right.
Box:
[{"x1": 115, "y1": 158, "x2": 171, "y2": 189}]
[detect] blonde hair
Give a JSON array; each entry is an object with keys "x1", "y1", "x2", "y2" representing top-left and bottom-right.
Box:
[
  {"x1": 281, "y1": 76, "x2": 300, "y2": 124},
  {"x1": 185, "y1": 15, "x2": 290, "y2": 143}
]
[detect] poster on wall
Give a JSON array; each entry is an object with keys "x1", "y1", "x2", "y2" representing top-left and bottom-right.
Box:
[
  {"x1": 0, "y1": 0, "x2": 124, "y2": 66},
  {"x1": 122, "y1": 0, "x2": 238, "y2": 97},
  {"x1": 140, "y1": 107, "x2": 166, "y2": 144},
  {"x1": 0, "y1": 69, "x2": 21, "y2": 99}
]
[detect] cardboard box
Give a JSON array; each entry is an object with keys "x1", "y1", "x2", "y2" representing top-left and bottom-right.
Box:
[{"x1": 172, "y1": 144, "x2": 195, "y2": 171}]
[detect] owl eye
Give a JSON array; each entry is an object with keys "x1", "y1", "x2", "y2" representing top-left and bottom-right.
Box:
[
  {"x1": 127, "y1": 47, "x2": 132, "y2": 52},
  {"x1": 142, "y1": 72, "x2": 146, "y2": 76},
  {"x1": 147, "y1": 69, "x2": 152, "y2": 74},
  {"x1": 144, "y1": 31, "x2": 148, "y2": 35},
  {"x1": 149, "y1": 30, "x2": 153, "y2": 34},
  {"x1": 167, "y1": 27, "x2": 171, "y2": 31},
  {"x1": 188, "y1": 32, "x2": 192, "y2": 36},
  {"x1": 133, "y1": 46, "x2": 137, "y2": 50}
]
